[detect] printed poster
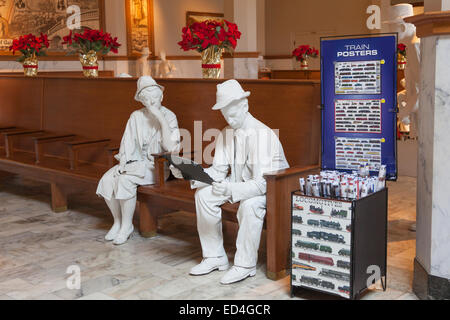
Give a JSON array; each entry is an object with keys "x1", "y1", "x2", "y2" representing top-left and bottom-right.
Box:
[{"x1": 334, "y1": 61, "x2": 381, "y2": 95}]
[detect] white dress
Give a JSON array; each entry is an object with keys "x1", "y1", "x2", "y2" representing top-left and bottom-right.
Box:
[{"x1": 96, "y1": 107, "x2": 180, "y2": 201}]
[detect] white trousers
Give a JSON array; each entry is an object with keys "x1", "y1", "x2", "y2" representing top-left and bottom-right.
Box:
[{"x1": 195, "y1": 186, "x2": 266, "y2": 268}]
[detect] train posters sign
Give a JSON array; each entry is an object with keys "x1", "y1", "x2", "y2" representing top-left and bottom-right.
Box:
[{"x1": 320, "y1": 34, "x2": 398, "y2": 180}]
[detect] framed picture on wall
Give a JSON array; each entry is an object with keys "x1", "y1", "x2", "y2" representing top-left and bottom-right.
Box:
[
  {"x1": 0, "y1": 0, "x2": 105, "y2": 56},
  {"x1": 186, "y1": 11, "x2": 224, "y2": 26},
  {"x1": 125, "y1": 0, "x2": 155, "y2": 57}
]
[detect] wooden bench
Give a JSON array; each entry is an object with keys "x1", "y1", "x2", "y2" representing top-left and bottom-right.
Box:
[
  {"x1": 0, "y1": 127, "x2": 116, "y2": 212},
  {"x1": 0, "y1": 75, "x2": 132, "y2": 212},
  {"x1": 136, "y1": 78, "x2": 322, "y2": 280},
  {"x1": 0, "y1": 76, "x2": 321, "y2": 280}
]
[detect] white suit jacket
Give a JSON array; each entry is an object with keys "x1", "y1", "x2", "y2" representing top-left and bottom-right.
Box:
[{"x1": 193, "y1": 114, "x2": 290, "y2": 203}]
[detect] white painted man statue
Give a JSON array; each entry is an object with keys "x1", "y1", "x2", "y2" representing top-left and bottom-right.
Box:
[
  {"x1": 97, "y1": 76, "x2": 180, "y2": 245},
  {"x1": 173, "y1": 80, "x2": 289, "y2": 284}
]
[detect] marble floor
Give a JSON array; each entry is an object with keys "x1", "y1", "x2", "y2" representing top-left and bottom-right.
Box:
[{"x1": 0, "y1": 174, "x2": 418, "y2": 300}]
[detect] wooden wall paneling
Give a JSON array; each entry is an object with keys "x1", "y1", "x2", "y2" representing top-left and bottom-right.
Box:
[
  {"x1": 0, "y1": 75, "x2": 321, "y2": 173},
  {"x1": 152, "y1": 78, "x2": 322, "y2": 168},
  {"x1": 0, "y1": 71, "x2": 115, "y2": 77},
  {"x1": 0, "y1": 77, "x2": 43, "y2": 154},
  {"x1": 41, "y1": 78, "x2": 137, "y2": 167},
  {"x1": 271, "y1": 70, "x2": 321, "y2": 80},
  {"x1": 0, "y1": 77, "x2": 43, "y2": 129}
]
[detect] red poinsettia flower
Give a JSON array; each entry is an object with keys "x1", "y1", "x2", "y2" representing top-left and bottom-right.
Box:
[
  {"x1": 178, "y1": 19, "x2": 241, "y2": 53},
  {"x1": 398, "y1": 43, "x2": 407, "y2": 57},
  {"x1": 292, "y1": 44, "x2": 319, "y2": 62},
  {"x1": 9, "y1": 33, "x2": 50, "y2": 62},
  {"x1": 62, "y1": 29, "x2": 121, "y2": 55}
]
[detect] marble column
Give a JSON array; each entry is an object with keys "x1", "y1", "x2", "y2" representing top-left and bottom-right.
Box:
[{"x1": 405, "y1": 1, "x2": 450, "y2": 300}]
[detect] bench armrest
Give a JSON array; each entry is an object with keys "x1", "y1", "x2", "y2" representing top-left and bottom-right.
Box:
[
  {"x1": 33, "y1": 134, "x2": 76, "y2": 143},
  {"x1": 263, "y1": 165, "x2": 320, "y2": 180},
  {"x1": 0, "y1": 126, "x2": 17, "y2": 132},
  {"x1": 33, "y1": 134, "x2": 77, "y2": 164},
  {"x1": 106, "y1": 146, "x2": 120, "y2": 167},
  {"x1": 65, "y1": 139, "x2": 110, "y2": 149},
  {"x1": 3, "y1": 130, "x2": 44, "y2": 137},
  {"x1": 151, "y1": 150, "x2": 198, "y2": 187},
  {"x1": 263, "y1": 164, "x2": 320, "y2": 279},
  {"x1": 65, "y1": 139, "x2": 111, "y2": 170},
  {"x1": 3, "y1": 130, "x2": 45, "y2": 158}
]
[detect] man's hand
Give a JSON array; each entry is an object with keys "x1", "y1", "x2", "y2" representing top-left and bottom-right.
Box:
[{"x1": 212, "y1": 182, "x2": 232, "y2": 197}]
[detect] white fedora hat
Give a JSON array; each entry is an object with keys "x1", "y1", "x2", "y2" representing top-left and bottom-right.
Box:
[
  {"x1": 134, "y1": 76, "x2": 165, "y2": 101},
  {"x1": 382, "y1": 4, "x2": 414, "y2": 24},
  {"x1": 212, "y1": 79, "x2": 251, "y2": 110}
]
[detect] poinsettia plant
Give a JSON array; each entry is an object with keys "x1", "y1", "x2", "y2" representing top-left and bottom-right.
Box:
[
  {"x1": 9, "y1": 33, "x2": 49, "y2": 62},
  {"x1": 62, "y1": 29, "x2": 121, "y2": 55},
  {"x1": 292, "y1": 45, "x2": 319, "y2": 62},
  {"x1": 398, "y1": 43, "x2": 407, "y2": 57},
  {"x1": 178, "y1": 20, "x2": 241, "y2": 53}
]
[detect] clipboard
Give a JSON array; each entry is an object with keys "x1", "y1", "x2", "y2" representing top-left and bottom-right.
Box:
[{"x1": 164, "y1": 154, "x2": 215, "y2": 185}]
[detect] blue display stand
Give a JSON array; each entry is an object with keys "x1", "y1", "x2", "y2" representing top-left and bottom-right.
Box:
[{"x1": 320, "y1": 34, "x2": 398, "y2": 180}]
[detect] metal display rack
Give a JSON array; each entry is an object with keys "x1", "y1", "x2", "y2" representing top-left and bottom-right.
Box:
[{"x1": 290, "y1": 189, "x2": 387, "y2": 300}]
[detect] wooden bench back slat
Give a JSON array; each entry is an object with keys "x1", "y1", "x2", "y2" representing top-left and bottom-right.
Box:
[{"x1": 0, "y1": 76, "x2": 321, "y2": 169}]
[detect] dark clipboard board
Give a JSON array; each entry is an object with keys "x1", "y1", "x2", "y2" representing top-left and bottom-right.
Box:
[{"x1": 163, "y1": 154, "x2": 215, "y2": 185}]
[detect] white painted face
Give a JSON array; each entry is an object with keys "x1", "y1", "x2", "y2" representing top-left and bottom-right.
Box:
[
  {"x1": 139, "y1": 87, "x2": 163, "y2": 109},
  {"x1": 220, "y1": 99, "x2": 249, "y2": 130}
]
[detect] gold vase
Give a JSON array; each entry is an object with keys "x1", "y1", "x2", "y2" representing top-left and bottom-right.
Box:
[
  {"x1": 201, "y1": 46, "x2": 222, "y2": 79},
  {"x1": 398, "y1": 53, "x2": 406, "y2": 70},
  {"x1": 300, "y1": 58, "x2": 309, "y2": 70},
  {"x1": 79, "y1": 50, "x2": 99, "y2": 78},
  {"x1": 22, "y1": 55, "x2": 38, "y2": 77}
]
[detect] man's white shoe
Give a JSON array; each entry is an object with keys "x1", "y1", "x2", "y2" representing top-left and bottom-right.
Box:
[
  {"x1": 113, "y1": 225, "x2": 134, "y2": 245},
  {"x1": 220, "y1": 266, "x2": 256, "y2": 285},
  {"x1": 190, "y1": 256, "x2": 229, "y2": 276}
]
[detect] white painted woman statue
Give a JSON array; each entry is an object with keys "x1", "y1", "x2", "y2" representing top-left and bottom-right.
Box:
[{"x1": 96, "y1": 76, "x2": 180, "y2": 245}]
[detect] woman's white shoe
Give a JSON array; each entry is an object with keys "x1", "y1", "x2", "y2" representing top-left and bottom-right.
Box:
[
  {"x1": 105, "y1": 223, "x2": 121, "y2": 241},
  {"x1": 113, "y1": 225, "x2": 134, "y2": 245}
]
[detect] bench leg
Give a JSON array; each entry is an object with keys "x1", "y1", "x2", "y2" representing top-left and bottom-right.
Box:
[
  {"x1": 138, "y1": 199, "x2": 158, "y2": 238},
  {"x1": 266, "y1": 235, "x2": 289, "y2": 280},
  {"x1": 266, "y1": 198, "x2": 291, "y2": 280},
  {"x1": 51, "y1": 183, "x2": 68, "y2": 213}
]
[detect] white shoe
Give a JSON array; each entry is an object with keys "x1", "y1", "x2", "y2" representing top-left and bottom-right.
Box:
[
  {"x1": 113, "y1": 225, "x2": 134, "y2": 245},
  {"x1": 105, "y1": 223, "x2": 121, "y2": 241},
  {"x1": 189, "y1": 256, "x2": 229, "y2": 276},
  {"x1": 220, "y1": 266, "x2": 256, "y2": 285}
]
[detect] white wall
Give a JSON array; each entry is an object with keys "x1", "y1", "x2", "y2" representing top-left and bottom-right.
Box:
[
  {"x1": 105, "y1": 0, "x2": 128, "y2": 56},
  {"x1": 264, "y1": 0, "x2": 373, "y2": 70},
  {"x1": 265, "y1": 0, "x2": 372, "y2": 55},
  {"x1": 153, "y1": 0, "x2": 224, "y2": 56}
]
